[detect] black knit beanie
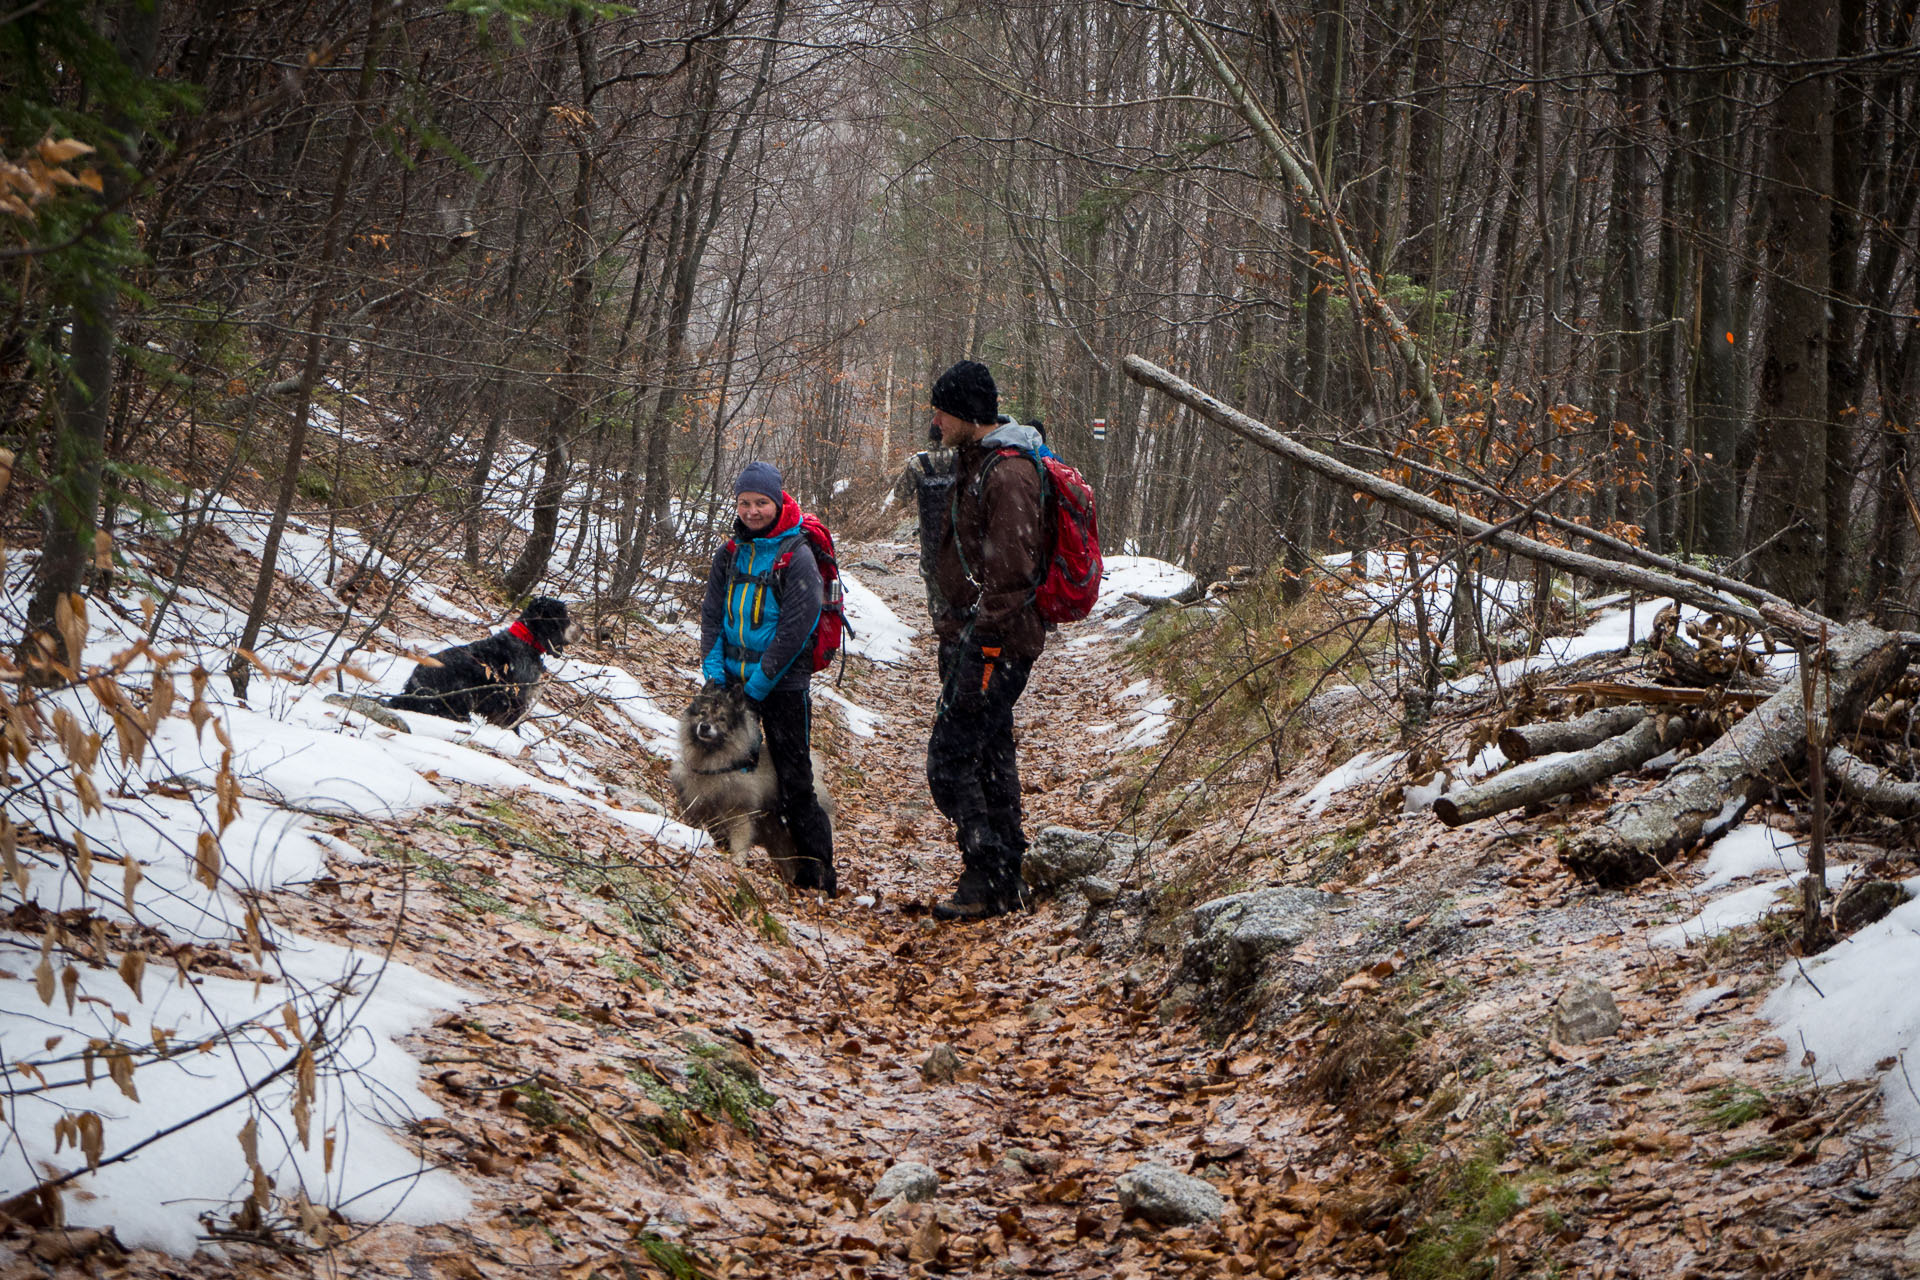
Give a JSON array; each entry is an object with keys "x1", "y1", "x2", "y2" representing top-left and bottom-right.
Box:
[{"x1": 931, "y1": 360, "x2": 998, "y2": 426}]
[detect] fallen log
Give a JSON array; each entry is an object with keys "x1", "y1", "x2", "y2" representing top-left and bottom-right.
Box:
[
  {"x1": 1562, "y1": 624, "x2": 1911, "y2": 885},
  {"x1": 1541, "y1": 682, "x2": 1772, "y2": 710},
  {"x1": 1826, "y1": 744, "x2": 1920, "y2": 817},
  {"x1": 1498, "y1": 704, "x2": 1653, "y2": 763},
  {"x1": 1122, "y1": 355, "x2": 1818, "y2": 640},
  {"x1": 1437, "y1": 715, "x2": 1681, "y2": 827}
]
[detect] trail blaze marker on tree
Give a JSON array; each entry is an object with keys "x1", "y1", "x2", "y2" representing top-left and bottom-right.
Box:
[{"x1": 1091, "y1": 418, "x2": 1107, "y2": 442}]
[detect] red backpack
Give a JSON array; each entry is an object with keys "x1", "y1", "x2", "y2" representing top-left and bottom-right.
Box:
[{"x1": 982, "y1": 446, "x2": 1103, "y2": 625}]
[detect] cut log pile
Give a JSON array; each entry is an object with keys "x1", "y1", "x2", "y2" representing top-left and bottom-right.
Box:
[{"x1": 1124, "y1": 355, "x2": 1920, "y2": 892}]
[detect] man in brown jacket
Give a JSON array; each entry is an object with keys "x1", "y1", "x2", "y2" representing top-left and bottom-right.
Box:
[{"x1": 923, "y1": 360, "x2": 1049, "y2": 920}]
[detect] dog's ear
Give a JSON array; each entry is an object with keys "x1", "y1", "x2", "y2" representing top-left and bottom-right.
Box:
[{"x1": 701, "y1": 678, "x2": 725, "y2": 695}]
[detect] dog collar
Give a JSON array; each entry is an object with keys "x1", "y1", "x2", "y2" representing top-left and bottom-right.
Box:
[
  {"x1": 691, "y1": 741, "x2": 761, "y2": 775},
  {"x1": 508, "y1": 620, "x2": 547, "y2": 655}
]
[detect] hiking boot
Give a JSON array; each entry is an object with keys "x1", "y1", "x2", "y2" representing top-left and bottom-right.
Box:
[
  {"x1": 790, "y1": 856, "x2": 839, "y2": 898},
  {"x1": 932, "y1": 872, "x2": 1029, "y2": 922}
]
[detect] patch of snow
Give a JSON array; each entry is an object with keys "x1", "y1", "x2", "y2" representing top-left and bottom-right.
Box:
[
  {"x1": 1402, "y1": 770, "x2": 1449, "y2": 814},
  {"x1": 566, "y1": 660, "x2": 681, "y2": 757},
  {"x1": 1696, "y1": 823, "x2": 1805, "y2": 892},
  {"x1": 1093, "y1": 556, "x2": 1195, "y2": 614},
  {"x1": 1652, "y1": 864, "x2": 1855, "y2": 949},
  {"x1": 1299, "y1": 749, "x2": 1405, "y2": 819},
  {"x1": 840, "y1": 570, "x2": 915, "y2": 666},
  {"x1": 0, "y1": 933, "x2": 472, "y2": 1256},
  {"x1": 1764, "y1": 879, "x2": 1920, "y2": 1155},
  {"x1": 1114, "y1": 695, "x2": 1174, "y2": 750},
  {"x1": 817, "y1": 686, "x2": 882, "y2": 738},
  {"x1": 1462, "y1": 742, "x2": 1508, "y2": 781}
]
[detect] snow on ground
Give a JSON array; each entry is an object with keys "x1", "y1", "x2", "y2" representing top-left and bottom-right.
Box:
[
  {"x1": 1766, "y1": 881, "x2": 1920, "y2": 1157},
  {"x1": 817, "y1": 686, "x2": 883, "y2": 738},
  {"x1": 1440, "y1": 595, "x2": 1798, "y2": 698},
  {"x1": 566, "y1": 659, "x2": 682, "y2": 758},
  {"x1": 841, "y1": 569, "x2": 914, "y2": 666},
  {"x1": 1, "y1": 534, "x2": 712, "y2": 1251},
  {"x1": 1102, "y1": 678, "x2": 1175, "y2": 752},
  {"x1": 1094, "y1": 556, "x2": 1196, "y2": 614},
  {"x1": 1650, "y1": 865, "x2": 1853, "y2": 950},
  {"x1": 0, "y1": 673, "x2": 476, "y2": 1250},
  {"x1": 1299, "y1": 748, "x2": 1405, "y2": 819},
  {"x1": 1638, "y1": 817, "x2": 1920, "y2": 1155},
  {"x1": 1694, "y1": 822, "x2": 1806, "y2": 892}
]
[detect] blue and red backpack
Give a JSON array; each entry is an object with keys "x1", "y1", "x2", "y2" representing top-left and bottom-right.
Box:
[{"x1": 724, "y1": 511, "x2": 850, "y2": 673}]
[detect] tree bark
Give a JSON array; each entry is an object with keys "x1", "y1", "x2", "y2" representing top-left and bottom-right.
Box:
[
  {"x1": 502, "y1": 10, "x2": 600, "y2": 602},
  {"x1": 1688, "y1": 0, "x2": 1743, "y2": 556},
  {"x1": 1749, "y1": 0, "x2": 1835, "y2": 601},
  {"x1": 18, "y1": 0, "x2": 160, "y2": 676},
  {"x1": 1499, "y1": 703, "x2": 1653, "y2": 763},
  {"x1": 1826, "y1": 743, "x2": 1920, "y2": 817},
  {"x1": 229, "y1": 4, "x2": 382, "y2": 699},
  {"x1": 1436, "y1": 713, "x2": 1679, "y2": 827},
  {"x1": 1562, "y1": 623, "x2": 1908, "y2": 885}
]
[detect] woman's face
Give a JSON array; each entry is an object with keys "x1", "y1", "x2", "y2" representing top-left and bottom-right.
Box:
[{"x1": 736, "y1": 491, "x2": 778, "y2": 532}]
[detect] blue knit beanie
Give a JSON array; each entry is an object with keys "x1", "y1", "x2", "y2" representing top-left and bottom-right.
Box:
[{"x1": 734, "y1": 460, "x2": 783, "y2": 500}]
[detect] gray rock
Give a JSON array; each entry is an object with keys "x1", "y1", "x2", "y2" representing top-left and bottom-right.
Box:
[
  {"x1": 1081, "y1": 876, "x2": 1119, "y2": 905},
  {"x1": 1000, "y1": 1147, "x2": 1058, "y2": 1176},
  {"x1": 608, "y1": 786, "x2": 665, "y2": 816},
  {"x1": 920, "y1": 1043, "x2": 961, "y2": 1085},
  {"x1": 1024, "y1": 826, "x2": 1148, "y2": 888},
  {"x1": 1550, "y1": 978, "x2": 1622, "y2": 1045},
  {"x1": 1183, "y1": 887, "x2": 1339, "y2": 987},
  {"x1": 324, "y1": 693, "x2": 410, "y2": 733},
  {"x1": 1114, "y1": 1163, "x2": 1224, "y2": 1225},
  {"x1": 872, "y1": 1161, "x2": 939, "y2": 1203}
]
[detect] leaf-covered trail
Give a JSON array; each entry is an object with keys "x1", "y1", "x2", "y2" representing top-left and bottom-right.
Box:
[{"x1": 682, "y1": 545, "x2": 1307, "y2": 1277}]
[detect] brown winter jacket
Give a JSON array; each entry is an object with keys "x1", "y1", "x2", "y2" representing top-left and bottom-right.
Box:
[{"x1": 931, "y1": 422, "x2": 1049, "y2": 661}]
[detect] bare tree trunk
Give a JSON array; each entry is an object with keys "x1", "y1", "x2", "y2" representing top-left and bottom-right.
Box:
[
  {"x1": 1689, "y1": 0, "x2": 1743, "y2": 556},
  {"x1": 1749, "y1": 0, "x2": 1835, "y2": 601},
  {"x1": 229, "y1": 4, "x2": 383, "y2": 699},
  {"x1": 502, "y1": 10, "x2": 600, "y2": 602},
  {"x1": 19, "y1": 0, "x2": 160, "y2": 675}
]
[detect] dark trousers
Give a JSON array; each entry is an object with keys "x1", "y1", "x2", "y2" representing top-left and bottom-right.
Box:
[
  {"x1": 927, "y1": 637, "x2": 1032, "y2": 891},
  {"x1": 758, "y1": 687, "x2": 835, "y2": 877}
]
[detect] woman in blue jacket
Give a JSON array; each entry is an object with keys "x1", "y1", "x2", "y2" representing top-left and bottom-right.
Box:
[{"x1": 698, "y1": 461, "x2": 836, "y2": 894}]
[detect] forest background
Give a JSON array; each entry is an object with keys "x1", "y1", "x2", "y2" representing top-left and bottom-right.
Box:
[{"x1": 2, "y1": 0, "x2": 1916, "y2": 669}]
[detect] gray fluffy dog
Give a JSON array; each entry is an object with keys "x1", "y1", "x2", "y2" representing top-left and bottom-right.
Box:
[{"x1": 670, "y1": 682, "x2": 834, "y2": 886}]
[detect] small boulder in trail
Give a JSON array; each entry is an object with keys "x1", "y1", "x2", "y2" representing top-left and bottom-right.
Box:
[
  {"x1": 1022, "y1": 826, "x2": 1154, "y2": 889},
  {"x1": 920, "y1": 1043, "x2": 962, "y2": 1084},
  {"x1": 1549, "y1": 978, "x2": 1623, "y2": 1045},
  {"x1": 872, "y1": 1161, "x2": 939, "y2": 1204},
  {"x1": 1183, "y1": 887, "x2": 1341, "y2": 989},
  {"x1": 1115, "y1": 1163, "x2": 1225, "y2": 1225},
  {"x1": 324, "y1": 693, "x2": 411, "y2": 733}
]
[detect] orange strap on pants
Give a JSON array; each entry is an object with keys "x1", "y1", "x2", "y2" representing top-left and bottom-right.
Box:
[{"x1": 979, "y1": 645, "x2": 1001, "y2": 693}]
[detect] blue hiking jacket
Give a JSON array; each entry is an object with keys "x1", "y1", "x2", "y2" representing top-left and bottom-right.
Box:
[{"x1": 699, "y1": 492, "x2": 823, "y2": 700}]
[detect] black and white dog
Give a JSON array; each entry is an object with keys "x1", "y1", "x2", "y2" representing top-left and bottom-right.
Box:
[{"x1": 387, "y1": 597, "x2": 573, "y2": 729}]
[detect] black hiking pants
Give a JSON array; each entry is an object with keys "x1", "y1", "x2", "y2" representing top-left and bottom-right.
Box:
[
  {"x1": 927, "y1": 636, "x2": 1033, "y2": 895},
  {"x1": 758, "y1": 687, "x2": 836, "y2": 891}
]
